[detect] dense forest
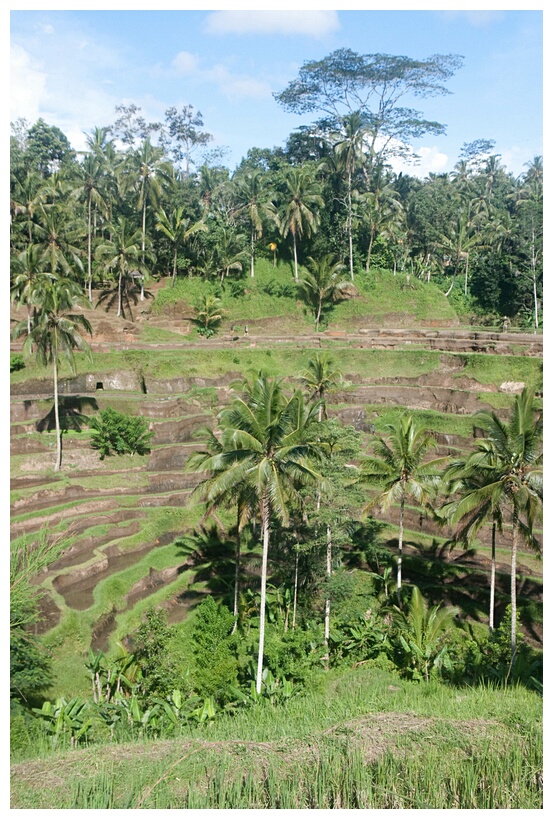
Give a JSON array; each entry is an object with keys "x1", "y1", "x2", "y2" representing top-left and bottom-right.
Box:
[{"x1": 10, "y1": 49, "x2": 543, "y2": 809}]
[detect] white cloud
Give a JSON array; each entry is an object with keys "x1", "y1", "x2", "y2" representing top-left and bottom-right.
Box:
[
  {"x1": 171, "y1": 52, "x2": 271, "y2": 99},
  {"x1": 10, "y1": 44, "x2": 47, "y2": 124},
  {"x1": 390, "y1": 145, "x2": 450, "y2": 179},
  {"x1": 439, "y1": 10, "x2": 504, "y2": 28},
  {"x1": 172, "y1": 51, "x2": 199, "y2": 76},
  {"x1": 205, "y1": 10, "x2": 339, "y2": 38}
]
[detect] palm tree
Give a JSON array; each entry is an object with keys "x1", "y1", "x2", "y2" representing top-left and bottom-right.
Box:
[
  {"x1": 439, "y1": 439, "x2": 506, "y2": 632},
  {"x1": 33, "y1": 204, "x2": 85, "y2": 283},
  {"x1": 95, "y1": 217, "x2": 147, "y2": 317},
  {"x1": 358, "y1": 415, "x2": 445, "y2": 599},
  {"x1": 332, "y1": 111, "x2": 369, "y2": 280},
  {"x1": 298, "y1": 255, "x2": 349, "y2": 331},
  {"x1": 278, "y1": 167, "x2": 324, "y2": 282},
  {"x1": 232, "y1": 169, "x2": 276, "y2": 277},
  {"x1": 155, "y1": 206, "x2": 207, "y2": 287},
  {"x1": 188, "y1": 427, "x2": 256, "y2": 633},
  {"x1": 300, "y1": 352, "x2": 342, "y2": 422},
  {"x1": 70, "y1": 153, "x2": 109, "y2": 301},
  {"x1": 192, "y1": 294, "x2": 225, "y2": 337},
  {"x1": 189, "y1": 373, "x2": 323, "y2": 693},
  {"x1": 12, "y1": 277, "x2": 92, "y2": 472},
  {"x1": 10, "y1": 244, "x2": 51, "y2": 334},
  {"x1": 131, "y1": 138, "x2": 172, "y2": 299},
  {"x1": 463, "y1": 390, "x2": 542, "y2": 660}
]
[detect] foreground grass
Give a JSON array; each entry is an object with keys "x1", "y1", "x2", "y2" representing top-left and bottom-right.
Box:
[{"x1": 11, "y1": 667, "x2": 542, "y2": 809}]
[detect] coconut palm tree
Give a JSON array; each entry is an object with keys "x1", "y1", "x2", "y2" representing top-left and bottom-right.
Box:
[
  {"x1": 10, "y1": 244, "x2": 51, "y2": 333},
  {"x1": 300, "y1": 352, "x2": 342, "y2": 422},
  {"x1": 332, "y1": 111, "x2": 369, "y2": 280},
  {"x1": 12, "y1": 276, "x2": 92, "y2": 472},
  {"x1": 464, "y1": 390, "x2": 542, "y2": 660},
  {"x1": 278, "y1": 167, "x2": 324, "y2": 282},
  {"x1": 155, "y1": 206, "x2": 207, "y2": 287},
  {"x1": 232, "y1": 169, "x2": 276, "y2": 277},
  {"x1": 439, "y1": 439, "x2": 506, "y2": 633},
  {"x1": 70, "y1": 153, "x2": 109, "y2": 301},
  {"x1": 131, "y1": 138, "x2": 172, "y2": 298},
  {"x1": 358, "y1": 415, "x2": 446, "y2": 599},
  {"x1": 298, "y1": 254, "x2": 350, "y2": 331},
  {"x1": 189, "y1": 373, "x2": 323, "y2": 693},
  {"x1": 95, "y1": 217, "x2": 148, "y2": 318}
]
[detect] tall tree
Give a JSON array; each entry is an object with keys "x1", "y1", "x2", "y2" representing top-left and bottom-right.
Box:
[
  {"x1": 12, "y1": 277, "x2": 92, "y2": 472},
  {"x1": 155, "y1": 206, "x2": 207, "y2": 287},
  {"x1": 331, "y1": 111, "x2": 369, "y2": 279},
  {"x1": 95, "y1": 217, "x2": 148, "y2": 317},
  {"x1": 189, "y1": 373, "x2": 323, "y2": 693},
  {"x1": 298, "y1": 254, "x2": 349, "y2": 331},
  {"x1": 232, "y1": 169, "x2": 276, "y2": 277},
  {"x1": 467, "y1": 390, "x2": 542, "y2": 661},
  {"x1": 358, "y1": 415, "x2": 445, "y2": 598},
  {"x1": 439, "y1": 439, "x2": 506, "y2": 632},
  {"x1": 70, "y1": 154, "x2": 109, "y2": 301},
  {"x1": 274, "y1": 49, "x2": 463, "y2": 170},
  {"x1": 300, "y1": 352, "x2": 342, "y2": 421},
  {"x1": 164, "y1": 105, "x2": 213, "y2": 176},
  {"x1": 278, "y1": 167, "x2": 324, "y2": 282}
]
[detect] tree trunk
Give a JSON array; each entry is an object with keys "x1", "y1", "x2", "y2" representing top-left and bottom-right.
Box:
[
  {"x1": 366, "y1": 231, "x2": 374, "y2": 274},
  {"x1": 347, "y1": 174, "x2": 354, "y2": 281},
  {"x1": 292, "y1": 550, "x2": 299, "y2": 630},
  {"x1": 250, "y1": 229, "x2": 255, "y2": 278},
  {"x1": 87, "y1": 194, "x2": 93, "y2": 303},
  {"x1": 117, "y1": 267, "x2": 123, "y2": 318},
  {"x1": 489, "y1": 521, "x2": 496, "y2": 633},
  {"x1": 292, "y1": 232, "x2": 299, "y2": 282},
  {"x1": 141, "y1": 200, "x2": 146, "y2": 301},
  {"x1": 510, "y1": 518, "x2": 518, "y2": 665},
  {"x1": 256, "y1": 493, "x2": 270, "y2": 694},
  {"x1": 232, "y1": 508, "x2": 241, "y2": 635},
  {"x1": 53, "y1": 354, "x2": 62, "y2": 473},
  {"x1": 397, "y1": 491, "x2": 404, "y2": 599},
  {"x1": 172, "y1": 246, "x2": 178, "y2": 288},
  {"x1": 323, "y1": 523, "x2": 332, "y2": 670}
]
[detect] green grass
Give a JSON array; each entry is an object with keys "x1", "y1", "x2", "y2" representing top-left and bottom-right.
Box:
[{"x1": 10, "y1": 667, "x2": 542, "y2": 809}]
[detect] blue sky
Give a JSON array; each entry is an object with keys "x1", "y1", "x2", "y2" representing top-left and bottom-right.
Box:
[{"x1": 9, "y1": 5, "x2": 543, "y2": 178}]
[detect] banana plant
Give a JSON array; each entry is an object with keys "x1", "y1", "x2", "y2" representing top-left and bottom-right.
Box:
[
  {"x1": 392, "y1": 585, "x2": 459, "y2": 682},
  {"x1": 34, "y1": 696, "x2": 92, "y2": 748}
]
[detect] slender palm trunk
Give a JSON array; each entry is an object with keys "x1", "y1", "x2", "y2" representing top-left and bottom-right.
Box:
[
  {"x1": 323, "y1": 523, "x2": 332, "y2": 670},
  {"x1": 397, "y1": 491, "x2": 405, "y2": 599},
  {"x1": 172, "y1": 246, "x2": 178, "y2": 288},
  {"x1": 489, "y1": 521, "x2": 496, "y2": 633},
  {"x1": 347, "y1": 173, "x2": 354, "y2": 281},
  {"x1": 464, "y1": 253, "x2": 469, "y2": 296},
  {"x1": 140, "y1": 199, "x2": 146, "y2": 301},
  {"x1": 292, "y1": 231, "x2": 299, "y2": 282},
  {"x1": 250, "y1": 229, "x2": 255, "y2": 278},
  {"x1": 292, "y1": 550, "x2": 299, "y2": 630},
  {"x1": 87, "y1": 194, "x2": 93, "y2": 303},
  {"x1": 256, "y1": 493, "x2": 270, "y2": 694},
  {"x1": 366, "y1": 231, "x2": 375, "y2": 274},
  {"x1": 117, "y1": 266, "x2": 123, "y2": 318},
  {"x1": 232, "y1": 508, "x2": 241, "y2": 635},
  {"x1": 53, "y1": 354, "x2": 62, "y2": 473},
  {"x1": 510, "y1": 517, "x2": 518, "y2": 664}
]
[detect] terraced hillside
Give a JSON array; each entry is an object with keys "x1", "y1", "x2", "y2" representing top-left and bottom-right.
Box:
[{"x1": 10, "y1": 285, "x2": 543, "y2": 697}]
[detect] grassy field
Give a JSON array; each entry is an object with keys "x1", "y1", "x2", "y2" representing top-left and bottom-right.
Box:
[{"x1": 10, "y1": 666, "x2": 542, "y2": 809}]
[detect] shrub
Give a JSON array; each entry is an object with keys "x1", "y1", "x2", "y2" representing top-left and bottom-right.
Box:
[
  {"x1": 89, "y1": 407, "x2": 153, "y2": 459},
  {"x1": 192, "y1": 597, "x2": 238, "y2": 703},
  {"x1": 10, "y1": 353, "x2": 25, "y2": 372}
]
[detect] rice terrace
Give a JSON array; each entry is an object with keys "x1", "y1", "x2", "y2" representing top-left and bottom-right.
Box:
[{"x1": 10, "y1": 9, "x2": 542, "y2": 810}]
